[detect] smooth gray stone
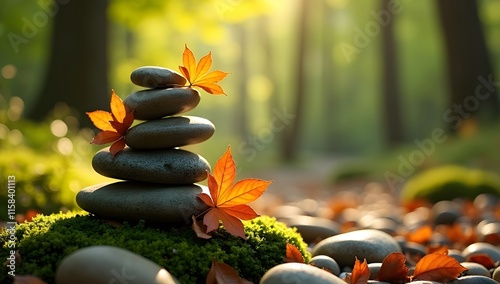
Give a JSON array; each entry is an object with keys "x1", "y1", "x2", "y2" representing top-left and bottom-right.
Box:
[
  {"x1": 125, "y1": 116, "x2": 215, "y2": 149},
  {"x1": 448, "y1": 249, "x2": 466, "y2": 262},
  {"x1": 367, "y1": 263, "x2": 382, "y2": 280},
  {"x1": 309, "y1": 255, "x2": 341, "y2": 276},
  {"x1": 260, "y1": 263, "x2": 345, "y2": 284},
  {"x1": 462, "y1": 242, "x2": 500, "y2": 262},
  {"x1": 312, "y1": 229, "x2": 401, "y2": 269},
  {"x1": 473, "y1": 193, "x2": 499, "y2": 211},
  {"x1": 460, "y1": 262, "x2": 490, "y2": 277},
  {"x1": 493, "y1": 266, "x2": 500, "y2": 282},
  {"x1": 432, "y1": 200, "x2": 461, "y2": 225},
  {"x1": 56, "y1": 245, "x2": 180, "y2": 284},
  {"x1": 365, "y1": 217, "x2": 399, "y2": 235},
  {"x1": 76, "y1": 181, "x2": 210, "y2": 225},
  {"x1": 92, "y1": 148, "x2": 210, "y2": 184},
  {"x1": 478, "y1": 222, "x2": 500, "y2": 242},
  {"x1": 283, "y1": 215, "x2": 340, "y2": 244},
  {"x1": 404, "y1": 242, "x2": 427, "y2": 258},
  {"x1": 124, "y1": 88, "x2": 200, "y2": 120},
  {"x1": 450, "y1": 275, "x2": 498, "y2": 283},
  {"x1": 130, "y1": 66, "x2": 186, "y2": 88}
]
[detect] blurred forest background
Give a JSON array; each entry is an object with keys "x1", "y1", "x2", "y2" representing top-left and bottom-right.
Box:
[{"x1": 1, "y1": 0, "x2": 500, "y2": 218}]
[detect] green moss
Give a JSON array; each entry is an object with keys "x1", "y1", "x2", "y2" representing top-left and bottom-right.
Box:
[
  {"x1": 0, "y1": 211, "x2": 309, "y2": 284},
  {"x1": 400, "y1": 165, "x2": 500, "y2": 203}
]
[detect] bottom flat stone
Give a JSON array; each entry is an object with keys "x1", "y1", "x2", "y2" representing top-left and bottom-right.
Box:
[{"x1": 76, "y1": 181, "x2": 210, "y2": 226}]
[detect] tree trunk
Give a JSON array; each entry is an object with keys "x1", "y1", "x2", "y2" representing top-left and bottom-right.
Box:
[
  {"x1": 321, "y1": 0, "x2": 337, "y2": 151},
  {"x1": 381, "y1": 0, "x2": 404, "y2": 148},
  {"x1": 27, "y1": 0, "x2": 109, "y2": 128},
  {"x1": 235, "y1": 24, "x2": 249, "y2": 140},
  {"x1": 437, "y1": 0, "x2": 499, "y2": 133},
  {"x1": 281, "y1": 0, "x2": 308, "y2": 162},
  {"x1": 260, "y1": 16, "x2": 280, "y2": 123}
]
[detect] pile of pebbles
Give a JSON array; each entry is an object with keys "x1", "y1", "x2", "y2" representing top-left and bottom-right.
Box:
[
  {"x1": 259, "y1": 183, "x2": 500, "y2": 283},
  {"x1": 76, "y1": 66, "x2": 216, "y2": 226}
]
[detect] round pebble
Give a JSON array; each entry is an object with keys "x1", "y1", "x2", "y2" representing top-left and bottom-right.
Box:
[
  {"x1": 454, "y1": 275, "x2": 499, "y2": 283},
  {"x1": 460, "y1": 262, "x2": 490, "y2": 277},
  {"x1": 76, "y1": 181, "x2": 209, "y2": 225},
  {"x1": 364, "y1": 217, "x2": 399, "y2": 235},
  {"x1": 56, "y1": 245, "x2": 180, "y2": 284},
  {"x1": 448, "y1": 249, "x2": 466, "y2": 262},
  {"x1": 493, "y1": 266, "x2": 500, "y2": 282},
  {"x1": 462, "y1": 242, "x2": 500, "y2": 262},
  {"x1": 130, "y1": 66, "x2": 186, "y2": 88},
  {"x1": 473, "y1": 193, "x2": 499, "y2": 212},
  {"x1": 283, "y1": 216, "x2": 340, "y2": 244},
  {"x1": 410, "y1": 280, "x2": 443, "y2": 284},
  {"x1": 478, "y1": 222, "x2": 500, "y2": 244},
  {"x1": 92, "y1": 147, "x2": 210, "y2": 184},
  {"x1": 125, "y1": 116, "x2": 215, "y2": 149},
  {"x1": 124, "y1": 88, "x2": 200, "y2": 120},
  {"x1": 367, "y1": 262, "x2": 382, "y2": 280},
  {"x1": 403, "y1": 242, "x2": 427, "y2": 258},
  {"x1": 259, "y1": 263, "x2": 345, "y2": 284},
  {"x1": 432, "y1": 200, "x2": 461, "y2": 225},
  {"x1": 312, "y1": 229, "x2": 401, "y2": 269},
  {"x1": 309, "y1": 255, "x2": 341, "y2": 276}
]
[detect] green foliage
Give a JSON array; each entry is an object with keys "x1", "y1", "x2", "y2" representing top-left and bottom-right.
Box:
[
  {"x1": 0, "y1": 101, "x2": 109, "y2": 219},
  {"x1": 331, "y1": 125, "x2": 500, "y2": 185},
  {"x1": 0, "y1": 212, "x2": 310, "y2": 284},
  {"x1": 400, "y1": 165, "x2": 500, "y2": 203}
]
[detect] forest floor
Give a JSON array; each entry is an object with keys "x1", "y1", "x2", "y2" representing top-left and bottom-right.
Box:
[{"x1": 245, "y1": 155, "x2": 369, "y2": 205}]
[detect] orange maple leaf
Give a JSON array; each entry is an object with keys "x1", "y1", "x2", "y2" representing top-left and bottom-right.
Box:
[
  {"x1": 284, "y1": 243, "x2": 305, "y2": 263},
  {"x1": 206, "y1": 259, "x2": 252, "y2": 284},
  {"x1": 412, "y1": 253, "x2": 467, "y2": 282},
  {"x1": 179, "y1": 44, "x2": 229, "y2": 95},
  {"x1": 406, "y1": 225, "x2": 433, "y2": 244},
  {"x1": 349, "y1": 257, "x2": 370, "y2": 284},
  {"x1": 86, "y1": 90, "x2": 134, "y2": 156},
  {"x1": 377, "y1": 252, "x2": 409, "y2": 283},
  {"x1": 191, "y1": 215, "x2": 211, "y2": 239},
  {"x1": 467, "y1": 254, "x2": 496, "y2": 269},
  {"x1": 196, "y1": 146, "x2": 271, "y2": 239}
]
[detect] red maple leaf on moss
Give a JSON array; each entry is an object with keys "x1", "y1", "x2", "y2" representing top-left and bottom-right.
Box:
[
  {"x1": 195, "y1": 146, "x2": 271, "y2": 239},
  {"x1": 86, "y1": 90, "x2": 134, "y2": 156}
]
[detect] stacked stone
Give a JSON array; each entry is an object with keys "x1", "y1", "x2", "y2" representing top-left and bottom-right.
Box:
[{"x1": 76, "y1": 66, "x2": 213, "y2": 226}]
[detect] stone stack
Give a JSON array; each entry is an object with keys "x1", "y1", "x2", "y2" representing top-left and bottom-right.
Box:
[{"x1": 76, "y1": 66, "x2": 213, "y2": 226}]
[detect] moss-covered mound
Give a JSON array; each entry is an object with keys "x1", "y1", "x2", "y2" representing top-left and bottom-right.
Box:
[
  {"x1": 401, "y1": 165, "x2": 500, "y2": 203},
  {"x1": 0, "y1": 211, "x2": 310, "y2": 284}
]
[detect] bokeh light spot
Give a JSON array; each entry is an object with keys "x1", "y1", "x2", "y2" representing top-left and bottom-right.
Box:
[
  {"x1": 50, "y1": 119, "x2": 68, "y2": 137},
  {"x1": 7, "y1": 96, "x2": 24, "y2": 121},
  {"x1": 57, "y1": 137, "x2": 73, "y2": 156},
  {"x1": 0, "y1": 124, "x2": 9, "y2": 139},
  {"x1": 8, "y1": 129, "x2": 23, "y2": 145},
  {"x1": 2, "y1": 64, "x2": 17, "y2": 79}
]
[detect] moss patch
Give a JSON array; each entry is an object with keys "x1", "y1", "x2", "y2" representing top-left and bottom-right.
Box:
[
  {"x1": 400, "y1": 165, "x2": 500, "y2": 203},
  {"x1": 0, "y1": 211, "x2": 309, "y2": 284}
]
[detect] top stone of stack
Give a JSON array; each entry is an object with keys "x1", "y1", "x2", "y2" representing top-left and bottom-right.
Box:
[
  {"x1": 130, "y1": 66, "x2": 186, "y2": 88},
  {"x1": 125, "y1": 66, "x2": 201, "y2": 120}
]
